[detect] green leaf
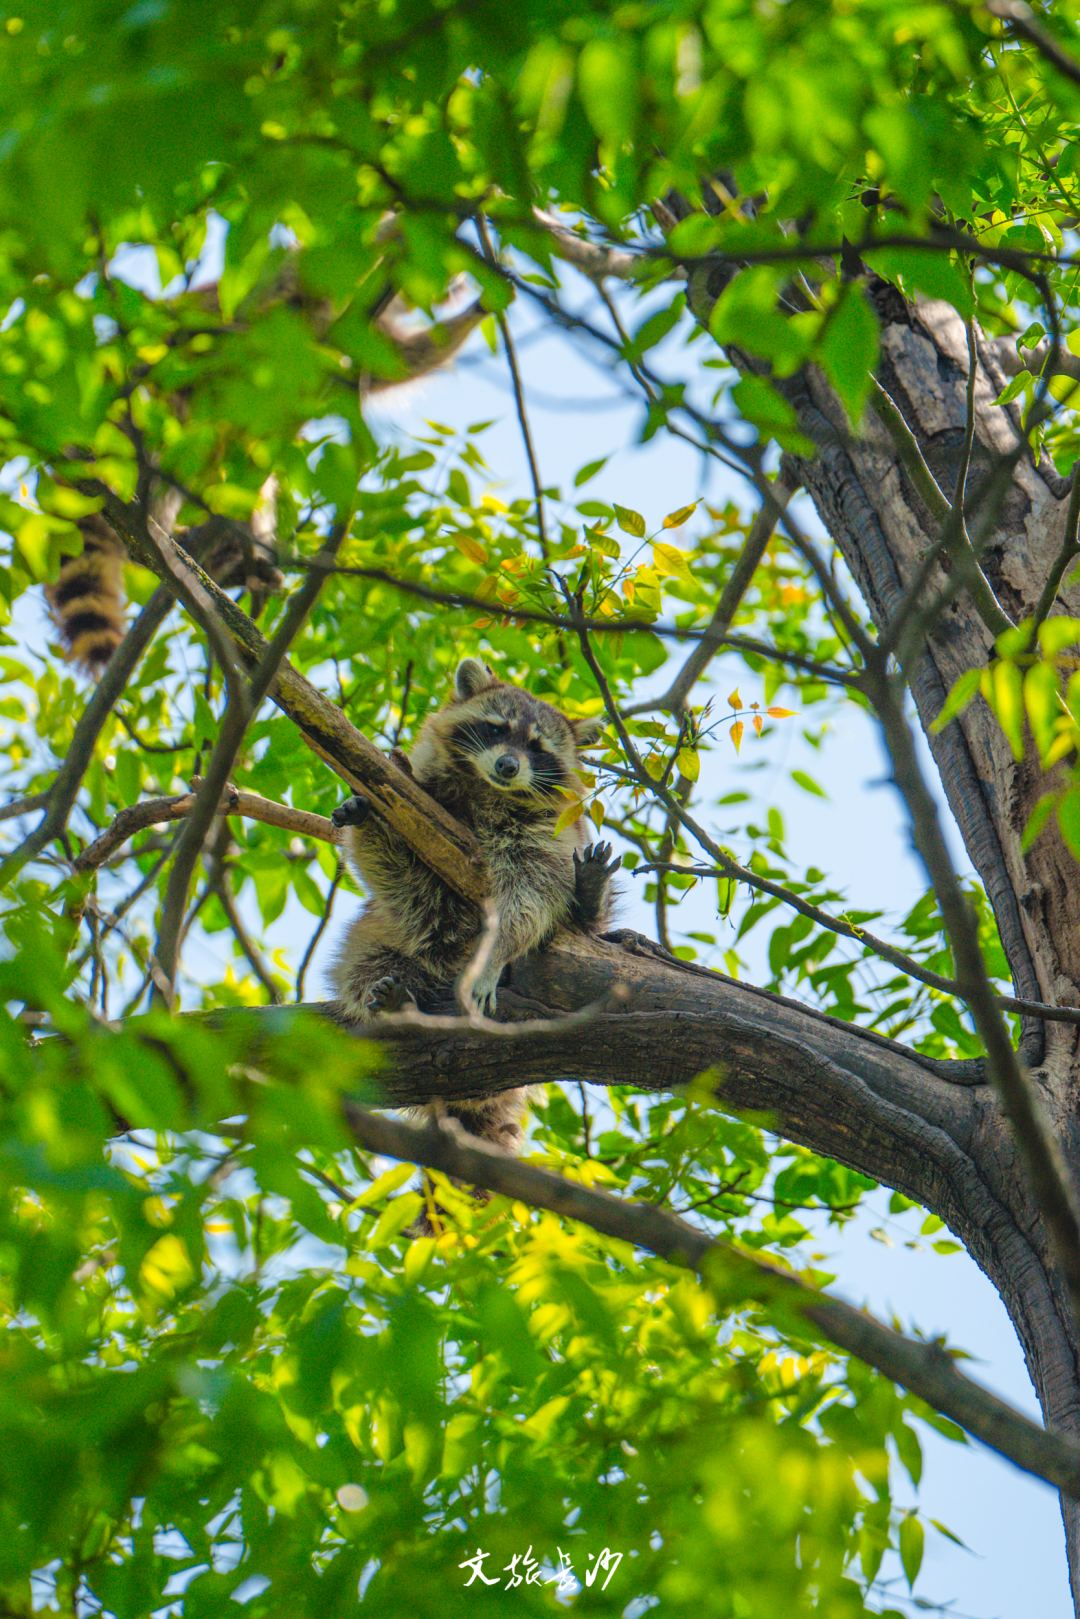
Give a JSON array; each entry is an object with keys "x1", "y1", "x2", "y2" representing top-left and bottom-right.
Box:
[
  {"x1": 731, "y1": 376, "x2": 815, "y2": 455},
  {"x1": 1022, "y1": 791, "x2": 1059, "y2": 852},
  {"x1": 1058, "y1": 784, "x2": 1080, "y2": 860},
  {"x1": 574, "y1": 457, "x2": 608, "y2": 488},
  {"x1": 790, "y1": 769, "x2": 827, "y2": 798},
  {"x1": 867, "y1": 244, "x2": 974, "y2": 319},
  {"x1": 932, "y1": 667, "x2": 981, "y2": 732},
  {"x1": 899, "y1": 1514, "x2": 924, "y2": 1589},
  {"x1": 577, "y1": 36, "x2": 639, "y2": 146},
  {"x1": 818, "y1": 285, "x2": 879, "y2": 426},
  {"x1": 614, "y1": 503, "x2": 647, "y2": 537},
  {"x1": 990, "y1": 658, "x2": 1025, "y2": 761}
]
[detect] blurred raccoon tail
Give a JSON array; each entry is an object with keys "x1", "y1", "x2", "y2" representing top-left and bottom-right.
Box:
[
  {"x1": 43, "y1": 477, "x2": 282, "y2": 680},
  {"x1": 44, "y1": 514, "x2": 127, "y2": 677}
]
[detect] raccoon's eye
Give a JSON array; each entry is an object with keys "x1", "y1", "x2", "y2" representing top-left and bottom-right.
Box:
[{"x1": 453, "y1": 719, "x2": 510, "y2": 753}]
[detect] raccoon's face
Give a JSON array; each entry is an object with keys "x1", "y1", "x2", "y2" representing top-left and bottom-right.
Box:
[{"x1": 446, "y1": 658, "x2": 603, "y2": 798}]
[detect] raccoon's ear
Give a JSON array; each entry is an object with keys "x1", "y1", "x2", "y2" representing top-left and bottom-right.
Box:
[
  {"x1": 455, "y1": 657, "x2": 495, "y2": 700},
  {"x1": 572, "y1": 715, "x2": 607, "y2": 748}
]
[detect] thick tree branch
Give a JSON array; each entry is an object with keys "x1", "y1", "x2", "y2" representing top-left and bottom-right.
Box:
[
  {"x1": 91, "y1": 501, "x2": 488, "y2": 906},
  {"x1": 71, "y1": 788, "x2": 335, "y2": 876},
  {"x1": 341, "y1": 1103, "x2": 1080, "y2": 1499}
]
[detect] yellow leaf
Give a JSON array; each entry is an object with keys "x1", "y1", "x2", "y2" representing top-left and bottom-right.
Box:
[
  {"x1": 728, "y1": 688, "x2": 742, "y2": 710},
  {"x1": 454, "y1": 533, "x2": 488, "y2": 565},
  {"x1": 765, "y1": 706, "x2": 796, "y2": 718},
  {"x1": 675, "y1": 748, "x2": 700, "y2": 781},
  {"x1": 136, "y1": 343, "x2": 168, "y2": 364},
  {"x1": 352, "y1": 1162, "x2": 416, "y2": 1207},
  {"x1": 140, "y1": 1234, "x2": 193, "y2": 1299},
  {"x1": 753, "y1": 715, "x2": 763, "y2": 735},
  {"x1": 662, "y1": 501, "x2": 698, "y2": 529},
  {"x1": 554, "y1": 797, "x2": 585, "y2": 834},
  {"x1": 652, "y1": 541, "x2": 695, "y2": 583},
  {"x1": 730, "y1": 720, "x2": 744, "y2": 754},
  {"x1": 589, "y1": 798, "x2": 605, "y2": 828}
]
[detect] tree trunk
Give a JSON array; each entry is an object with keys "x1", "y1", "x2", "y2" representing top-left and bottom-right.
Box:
[{"x1": 728, "y1": 282, "x2": 1080, "y2": 1602}]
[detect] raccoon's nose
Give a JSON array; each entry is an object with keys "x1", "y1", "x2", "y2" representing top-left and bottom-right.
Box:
[{"x1": 494, "y1": 752, "x2": 520, "y2": 781}]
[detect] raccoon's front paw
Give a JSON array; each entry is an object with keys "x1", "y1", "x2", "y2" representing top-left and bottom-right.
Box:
[
  {"x1": 573, "y1": 841, "x2": 621, "y2": 924},
  {"x1": 331, "y1": 794, "x2": 371, "y2": 830},
  {"x1": 365, "y1": 974, "x2": 413, "y2": 1016}
]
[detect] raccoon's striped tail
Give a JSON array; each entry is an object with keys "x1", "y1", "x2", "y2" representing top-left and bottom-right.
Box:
[
  {"x1": 43, "y1": 478, "x2": 282, "y2": 681},
  {"x1": 44, "y1": 514, "x2": 127, "y2": 677}
]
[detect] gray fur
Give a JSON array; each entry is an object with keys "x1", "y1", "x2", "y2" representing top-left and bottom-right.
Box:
[{"x1": 330, "y1": 660, "x2": 619, "y2": 1162}]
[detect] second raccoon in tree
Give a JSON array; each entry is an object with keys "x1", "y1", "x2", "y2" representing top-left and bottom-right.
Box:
[{"x1": 330, "y1": 657, "x2": 619, "y2": 1152}]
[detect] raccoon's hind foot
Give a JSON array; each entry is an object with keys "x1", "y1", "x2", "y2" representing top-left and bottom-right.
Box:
[
  {"x1": 365, "y1": 973, "x2": 414, "y2": 1016},
  {"x1": 572, "y1": 841, "x2": 621, "y2": 927},
  {"x1": 331, "y1": 794, "x2": 371, "y2": 830}
]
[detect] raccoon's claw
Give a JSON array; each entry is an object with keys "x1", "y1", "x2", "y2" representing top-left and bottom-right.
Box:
[
  {"x1": 331, "y1": 794, "x2": 371, "y2": 830},
  {"x1": 365, "y1": 974, "x2": 412, "y2": 1015},
  {"x1": 574, "y1": 841, "x2": 620, "y2": 885},
  {"x1": 572, "y1": 841, "x2": 620, "y2": 928}
]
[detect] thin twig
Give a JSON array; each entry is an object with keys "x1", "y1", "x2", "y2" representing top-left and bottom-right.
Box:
[
  {"x1": 476, "y1": 215, "x2": 549, "y2": 557},
  {"x1": 0, "y1": 791, "x2": 51, "y2": 826},
  {"x1": 293, "y1": 558, "x2": 861, "y2": 683},
  {"x1": 955, "y1": 315, "x2": 979, "y2": 513},
  {"x1": 295, "y1": 864, "x2": 343, "y2": 1004},
  {"x1": 391, "y1": 661, "x2": 415, "y2": 747},
  {"x1": 634, "y1": 863, "x2": 1080, "y2": 1030},
  {"x1": 212, "y1": 866, "x2": 284, "y2": 1005}
]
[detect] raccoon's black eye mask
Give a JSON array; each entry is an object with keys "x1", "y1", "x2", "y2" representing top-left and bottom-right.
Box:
[{"x1": 453, "y1": 719, "x2": 510, "y2": 753}]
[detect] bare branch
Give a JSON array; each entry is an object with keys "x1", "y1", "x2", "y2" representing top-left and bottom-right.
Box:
[
  {"x1": 71, "y1": 788, "x2": 335, "y2": 876},
  {"x1": 210, "y1": 860, "x2": 284, "y2": 1006},
  {"x1": 342, "y1": 1104, "x2": 1080, "y2": 1501},
  {"x1": 295, "y1": 863, "x2": 343, "y2": 1004},
  {"x1": 0, "y1": 791, "x2": 50, "y2": 825},
  {"x1": 532, "y1": 209, "x2": 648, "y2": 282}
]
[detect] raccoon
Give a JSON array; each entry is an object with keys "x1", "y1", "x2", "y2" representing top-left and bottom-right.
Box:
[{"x1": 330, "y1": 656, "x2": 619, "y2": 1156}]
